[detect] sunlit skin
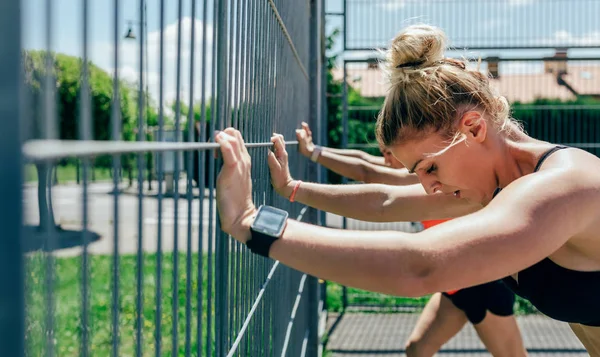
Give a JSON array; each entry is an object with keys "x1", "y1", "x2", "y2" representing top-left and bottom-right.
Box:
[
  {"x1": 390, "y1": 111, "x2": 543, "y2": 206},
  {"x1": 380, "y1": 145, "x2": 405, "y2": 169},
  {"x1": 213, "y1": 115, "x2": 600, "y2": 353}
]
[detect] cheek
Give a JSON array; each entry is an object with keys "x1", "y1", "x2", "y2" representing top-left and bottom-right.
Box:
[{"x1": 440, "y1": 156, "x2": 479, "y2": 186}]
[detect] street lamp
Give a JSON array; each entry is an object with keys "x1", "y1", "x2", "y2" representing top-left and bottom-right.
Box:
[
  {"x1": 124, "y1": 21, "x2": 136, "y2": 40},
  {"x1": 124, "y1": 12, "x2": 155, "y2": 190}
]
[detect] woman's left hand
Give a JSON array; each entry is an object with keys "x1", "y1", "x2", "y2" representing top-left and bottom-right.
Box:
[{"x1": 215, "y1": 128, "x2": 256, "y2": 243}]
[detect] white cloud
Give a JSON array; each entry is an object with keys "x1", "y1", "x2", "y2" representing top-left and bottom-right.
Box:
[
  {"x1": 536, "y1": 30, "x2": 600, "y2": 46},
  {"x1": 375, "y1": 0, "x2": 453, "y2": 10},
  {"x1": 507, "y1": 0, "x2": 536, "y2": 6},
  {"x1": 376, "y1": 1, "x2": 407, "y2": 10},
  {"x1": 481, "y1": 18, "x2": 505, "y2": 31},
  {"x1": 92, "y1": 17, "x2": 215, "y2": 109}
]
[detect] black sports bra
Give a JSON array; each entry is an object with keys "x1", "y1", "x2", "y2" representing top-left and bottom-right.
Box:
[{"x1": 494, "y1": 145, "x2": 600, "y2": 326}]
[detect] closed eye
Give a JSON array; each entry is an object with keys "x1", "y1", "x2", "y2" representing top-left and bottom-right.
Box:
[{"x1": 426, "y1": 164, "x2": 436, "y2": 174}]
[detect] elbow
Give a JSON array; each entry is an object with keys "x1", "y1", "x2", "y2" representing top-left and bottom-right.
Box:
[
  {"x1": 393, "y1": 266, "x2": 435, "y2": 298},
  {"x1": 356, "y1": 163, "x2": 372, "y2": 183},
  {"x1": 388, "y1": 241, "x2": 439, "y2": 298},
  {"x1": 359, "y1": 163, "x2": 375, "y2": 183}
]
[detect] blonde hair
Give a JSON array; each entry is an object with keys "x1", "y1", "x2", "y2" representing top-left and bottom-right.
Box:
[{"x1": 375, "y1": 24, "x2": 521, "y2": 150}]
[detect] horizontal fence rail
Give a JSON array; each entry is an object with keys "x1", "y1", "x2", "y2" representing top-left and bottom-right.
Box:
[{"x1": 22, "y1": 140, "x2": 300, "y2": 161}]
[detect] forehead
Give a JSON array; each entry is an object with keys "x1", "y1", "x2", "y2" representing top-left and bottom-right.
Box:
[{"x1": 389, "y1": 132, "x2": 449, "y2": 168}]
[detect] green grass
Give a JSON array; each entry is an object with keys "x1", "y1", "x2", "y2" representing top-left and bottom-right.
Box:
[
  {"x1": 325, "y1": 283, "x2": 431, "y2": 313},
  {"x1": 23, "y1": 253, "x2": 537, "y2": 356},
  {"x1": 324, "y1": 282, "x2": 537, "y2": 315},
  {"x1": 25, "y1": 252, "x2": 213, "y2": 357}
]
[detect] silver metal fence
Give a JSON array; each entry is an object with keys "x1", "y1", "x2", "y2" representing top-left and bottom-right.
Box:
[{"x1": 7, "y1": 0, "x2": 325, "y2": 356}]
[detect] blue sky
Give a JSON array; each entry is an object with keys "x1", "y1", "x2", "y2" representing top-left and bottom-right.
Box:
[
  {"x1": 22, "y1": 0, "x2": 600, "y2": 110},
  {"x1": 327, "y1": 0, "x2": 600, "y2": 73}
]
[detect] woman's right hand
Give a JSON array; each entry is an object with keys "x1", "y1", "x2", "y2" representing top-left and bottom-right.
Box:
[
  {"x1": 296, "y1": 122, "x2": 315, "y2": 158},
  {"x1": 267, "y1": 133, "x2": 295, "y2": 198}
]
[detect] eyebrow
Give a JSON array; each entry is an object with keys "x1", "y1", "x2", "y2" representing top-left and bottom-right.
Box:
[{"x1": 409, "y1": 159, "x2": 424, "y2": 174}]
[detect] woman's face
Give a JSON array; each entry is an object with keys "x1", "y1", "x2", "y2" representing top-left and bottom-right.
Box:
[{"x1": 389, "y1": 117, "x2": 498, "y2": 205}]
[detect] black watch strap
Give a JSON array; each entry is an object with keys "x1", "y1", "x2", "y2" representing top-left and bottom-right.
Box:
[{"x1": 246, "y1": 229, "x2": 278, "y2": 258}]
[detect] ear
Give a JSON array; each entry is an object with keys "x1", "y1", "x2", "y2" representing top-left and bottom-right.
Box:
[{"x1": 459, "y1": 111, "x2": 487, "y2": 143}]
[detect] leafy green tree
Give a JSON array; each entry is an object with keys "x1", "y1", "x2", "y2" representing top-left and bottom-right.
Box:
[{"x1": 22, "y1": 50, "x2": 138, "y2": 149}]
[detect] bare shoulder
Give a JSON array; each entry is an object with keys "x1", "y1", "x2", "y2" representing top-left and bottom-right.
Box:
[
  {"x1": 543, "y1": 146, "x2": 600, "y2": 175},
  {"x1": 495, "y1": 146, "x2": 600, "y2": 205},
  {"x1": 490, "y1": 146, "x2": 600, "y2": 247}
]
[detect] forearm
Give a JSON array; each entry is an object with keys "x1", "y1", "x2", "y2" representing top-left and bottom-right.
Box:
[
  {"x1": 269, "y1": 219, "x2": 429, "y2": 297},
  {"x1": 282, "y1": 180, "x2": 479, "y2": 222},
  {"x1": 363, "y1": 167, "x2": 420, "y2": 186},
  {"x1": 316, "y1": 150, "x2": 419, "y2": 185},
  {"x1": 284, "y1": 181, "x2": 428, "y2": 222},
  {"x1": 316, "y1": 150, "x2": 370, "y2": 182},
  {"x1": 323, "y1": 147, "x2": 387, "y2": 166}
]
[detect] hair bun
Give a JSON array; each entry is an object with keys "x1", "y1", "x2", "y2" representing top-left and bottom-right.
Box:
[{"x1": 387, "y1": 24, "x2": 447, "y2": 71}]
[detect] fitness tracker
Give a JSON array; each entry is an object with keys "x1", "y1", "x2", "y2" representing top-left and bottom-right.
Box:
[{"x1": 247, "y1": 205, "x2": 289, "y2": 257}]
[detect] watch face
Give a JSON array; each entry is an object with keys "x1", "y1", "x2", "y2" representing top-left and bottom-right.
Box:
[{"x1": 252, "y1": 206, "x2": 288, "y2": 236}]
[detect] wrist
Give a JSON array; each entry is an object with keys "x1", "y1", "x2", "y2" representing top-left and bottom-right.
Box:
[
  {"x1": 233, "y1": 208, "x2": 257, "y2": 243},
  {"x1": 280, "y1": 179, "x2": 297, "y2": 199},
  {"x1": 310, "y1": 145, "x2": 322, "y2": 163}
]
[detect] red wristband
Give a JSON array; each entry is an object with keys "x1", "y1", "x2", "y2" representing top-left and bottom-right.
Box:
[{"x1": 289, "y1": 180, "x2": 302, "y2": 202}]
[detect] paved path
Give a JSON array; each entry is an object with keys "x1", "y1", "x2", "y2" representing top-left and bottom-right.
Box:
[{"x1": 326, "y1": 312, "x2": 587, "y2": 357}]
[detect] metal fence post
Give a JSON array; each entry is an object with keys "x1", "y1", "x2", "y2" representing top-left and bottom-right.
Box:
[
  {"x1": 307, "y1": 0, "x2": 322, "y2": 356},
  {"x1": 0, "y1": 1, "x2": 24, "y2": 356}
]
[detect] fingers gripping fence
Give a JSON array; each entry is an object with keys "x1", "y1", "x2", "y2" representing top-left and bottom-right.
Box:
[{"x1": 5, "y1": 0, "x2": 324, "y2": 356}]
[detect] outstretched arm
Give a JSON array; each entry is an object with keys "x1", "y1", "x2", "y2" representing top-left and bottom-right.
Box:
[
  {"x1": 321, "y1": 147, "x2": 387, "y2": 166},
  {"x1": 269, "y1": 134, "x2": 476, "y2": 222},
  {"x1": 216, "y1": 128, "x2": 600, "y2": 297},
  {"x1": 315, "y1": 149, "x2": 419, "y2": 185},
  {"x1": 296, "y1": 122, "x2": 389, "y2": 168}
]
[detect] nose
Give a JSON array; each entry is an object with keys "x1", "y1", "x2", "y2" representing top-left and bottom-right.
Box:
[{"x1": 419, "y1": 174, "x2": 442, "y2": 195}]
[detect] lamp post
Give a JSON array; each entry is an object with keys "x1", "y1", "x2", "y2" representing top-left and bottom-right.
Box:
[{"x1": 124, "y1": 1, "x2": 153, "y2": 191}]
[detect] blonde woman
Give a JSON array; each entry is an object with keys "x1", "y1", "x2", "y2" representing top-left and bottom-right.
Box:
[
  {"x1": 291, "y1": 122, "x2": 525, "y2": 356},
  {"x1": 214, "y1": 24, "x2": 600, "y2": 355}
]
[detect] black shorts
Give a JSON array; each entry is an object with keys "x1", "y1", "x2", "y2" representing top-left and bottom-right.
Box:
[{"x1": 442, "y1": 280, "x2": 515, "y2": 325}]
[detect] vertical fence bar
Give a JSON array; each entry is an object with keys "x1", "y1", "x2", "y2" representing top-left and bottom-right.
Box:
[
  {"x1": 305, "y1": 0, "x2": 321, "y2": 355},
  {"x1": 215, "y1": 0, "x2": 229, "y2": 353},
  {"x1": 111, "y1": 0, "x2": 121, "y2": 355},
  {"x1": 43, "y1": 0, "x2": 57, "y2": 355},
  {"x1": 135, "y1": 0, "x2": 146, "y2": 355},
  {"x1": 154, "y1": 0, "x2": 166, "y2": 355},
  {"x1": 340, "y1": 60, "x2": 349, "y2": 310},
  {"x1": 241, "y1": 0, "x2": 255, "y2": 354},
  {"x1": 232, "y1": 0, "x2": 244, "y2": 345},
  {"x1": 196, "y1": 0, "x2": 209, "y2": 353},
  {"x1": 206, "y1": 1, "x2": 218, "y2": 355},
  {"x1": 185, "y1": 0, "x2": 197, "y2": 355},
  {"x1": 172, "y1": 0, "x2": 184, "y2": 354},
  {"x1": 0, "y1": 1, "x2": 23, "y2": 355},
  {"x1": 80, "y1": 0, "x2": 92, "y2": 355}
]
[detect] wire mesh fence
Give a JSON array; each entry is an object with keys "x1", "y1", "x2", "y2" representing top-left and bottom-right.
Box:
[{"x1": 3, "y1": 0, "x2": 325, "y2": 356}]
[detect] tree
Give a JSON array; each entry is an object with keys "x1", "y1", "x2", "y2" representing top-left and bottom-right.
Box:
[{"x1": 22, "y1": 50, "x2": 138, "y2": 150}]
